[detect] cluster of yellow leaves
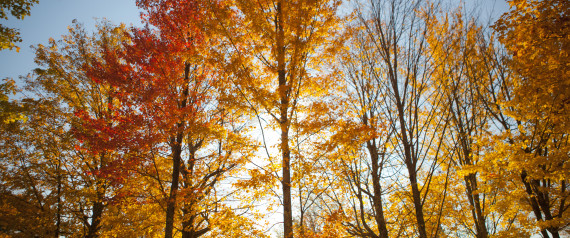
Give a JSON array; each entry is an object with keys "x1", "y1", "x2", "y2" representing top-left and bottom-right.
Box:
[{"x1": 0, "y1": 79, "x2": 26, "y2": 124}]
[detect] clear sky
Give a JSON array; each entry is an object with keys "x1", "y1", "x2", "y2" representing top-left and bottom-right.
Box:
[
  {"x1": 0, "y1": 0, "x2": 509, "y2": 90},
  {"x1": 0, "y1": 0, "x2": 142, "y2": 85}
]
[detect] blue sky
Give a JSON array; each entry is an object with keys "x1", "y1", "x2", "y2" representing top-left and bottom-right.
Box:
[
  {"x1": 0, "y1": 0, "x2": 141, "y2": 84},
  {"x1": 0, "y1": 0, "x2": 509, "y2": 89}
]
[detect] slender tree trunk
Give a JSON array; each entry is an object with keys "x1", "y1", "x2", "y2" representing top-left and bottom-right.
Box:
[
  {"x1": 165, "y1": 139, "x2": 183, "y2": 238},
  {"x1": 464, "y1": 174, "x2": 488, "y2": 238},
  {"x1": 181, "y1": 207, "x2": 209, "y2": 238},
  {"x1": 533, "y1": 179, "x2": 560, "y2": 238},
  {"x1": 165, "y1": 63, "x2": 192, "y2": 238},
  {"x1": 458, "y1": 128, "x2": 488, "y2": 238},
  {"x1": 182, "y1": 225, "x2": 210, "y2": 238},
  {"x1": 181, "y1": 146, "x2": 210, "y2": 238},
  {"x1": 56, "y1": 164, "x2": 62, "y2": 238},
  {"x1": 367, "y1": 141, "x2": 389, "y2": 238},
  {"x1": 521, "y1": 171, "x2": 550, "y2": 238},
  {"x1": 281, "y1": 123, "x2": 293, "y2": 238},
  {"x1": 181, "y1": 211, "x2": 193, "y2": 238},
  {"x1": 408, "y1": 167, "x2": 428, "y2": 238},
  {"x1": 390, "y1": 72, "x2": 428, "y2": 238},
  {"x1": 276, "y1": 1, "x2": 293, "y2": 238},
  {"x1": 399, "y1": 104, "x2": 428, "y2": 238},
  {"x1": 86, "y1": 152, "x2": 107, "y2": 238},
  {"x1": 389, "y1": 72, "x2": 427, "y2": 238},
  {"x1": 452, "y1": 103, "x2": 488, "y2": 238},
  {"x1": 181, "y1": 192, "x2": 193, "y2": 238}
]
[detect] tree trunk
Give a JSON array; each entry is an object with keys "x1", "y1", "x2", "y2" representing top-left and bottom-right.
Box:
[
  {"x1": 521, "y1": 171, "x2": 550, "y2": 238},
  {"x1": 180, "y1": 145, "x2": 211, "y2": 238},
  {"x1": 86, "y1": 153, "x2": 107, "y2": 238},
  {"x1": 56, "y1": 164, "x2": 62, "y2": 238},
  {"x1": 281, "y1": 123, "x2": 293, "y2": 238},
  {"x1": 407, "y1": 167, "x2": 428, "y2": 238},
  {"x1": 165, "y1": 63, "x2": 192, "y2": 238},
  {"x1": 86, "y1": 201, "x2": 104, "y2": 238},
  {"x1": 389, "y1": 69, "x2": 428, "y2": 238},
  {"x1": 181, "y1": 209, "x2": 210, "y2": 238},
  {"x1": 165, "y1": 139, "x2": 183, "y2": 238},
  {"x1": 464, "y1": 174, "x2": 488, "y2": 238},
  {"x1": 276, "y1": 1, "x2": 293, "y2": 238},
  {"x1": 453, "y1": 105, "x2": 488, "y2": 238},
  {"x1": 367, "y1": 141, "x2": 389, "y2": 238}
]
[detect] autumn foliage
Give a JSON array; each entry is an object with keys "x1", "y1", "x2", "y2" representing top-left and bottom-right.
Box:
[{"x1": 1, "y1": 0, "x2": 569, "y2": 237}]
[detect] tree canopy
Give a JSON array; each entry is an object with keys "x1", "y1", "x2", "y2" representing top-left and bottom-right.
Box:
[
  {"x1": 0, "y1": 0, "x2": 38, "y2": 51},
  {"x1": 1, "y1": 0, "x2": 569, "y2": 237}
]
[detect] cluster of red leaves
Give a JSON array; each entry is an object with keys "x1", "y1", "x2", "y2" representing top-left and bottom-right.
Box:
[
  {"x1": 74, "y1": 0, "x2": 210, "y2": 183},
  {"x1": 72, "y1": 109, "x2": 149, "y2": 154},
  {"x1": 136, "y1": 0, "x2": 204, "y2": 49},
  {"x1": 72, "y1": 107, "x2": 152, "y2": 189}
]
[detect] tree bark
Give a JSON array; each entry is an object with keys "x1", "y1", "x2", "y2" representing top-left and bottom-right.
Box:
[
  {"x1": 86, "y1": 153, "x2": 107, "y2": 238},
  {"x1": 276, "y1": 1, "x2": 293, "y2": 238},
  {"x1": 86, "y1": 201, "x2": 104, "y2": 238},
  {"x1": 165, "y1": 62, "x2": 191, "y2": 238},
  {"x1": 390, "y1": 70, "x2": 428, "y2": 238},
  {"x1": 521, "y1": 171, "x2": 550, "y2": 238},
  {"x1": 165, "y1": 137, "x2": 183, "y2": 238},
  {"x1": 367, "y1": 141, "x2": 389, "y2": 238},
  {"x1": 464, "y1": 174, "x2": 488, "y2": 238},
  {"x1": 56, "y1": 163, "x2": 62, "y2": 238},
  {"x1": 180, "y1": 144, "x2": 211, "y2": 238}
]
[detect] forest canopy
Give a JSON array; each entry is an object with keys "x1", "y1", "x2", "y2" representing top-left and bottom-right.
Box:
[{"x1": 0, "y1": 0, "x2": 569, "y2": 237}]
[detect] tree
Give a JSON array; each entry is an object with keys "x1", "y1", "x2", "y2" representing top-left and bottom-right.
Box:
[
  {"x1": 353, "y1": 0, "x2": 453, "y2": 237},
  {"x1": 30, "y1": 21, "x2": 141, "y2": 237},
  {"x1": 0, "y1": 98, "x2": 67, "y2": 237},
  {"x1": 86, "y1": 1, "x2": 208, "y2": 236},
  {"x1": 0, "y1": 21, "x2": 137, "y2": 237},
  {"x1": 0, "y1": 0, "x2": 38, "y2": 51},
  {"x1": 327, "y1": 22, "x2": 394, "y2": 237},
  {"x1": 424, "y1": 8, "x2": 531, "y2": 237},
  {"x1": 472, "y1": 0, "x2": 570, "y2": 237},
  {"x1": 87, "y1": 1, "x2": 261, "y2": 237},
  {"x1": 208, "y1": 0, "x2": 344, "y2": 237}
]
